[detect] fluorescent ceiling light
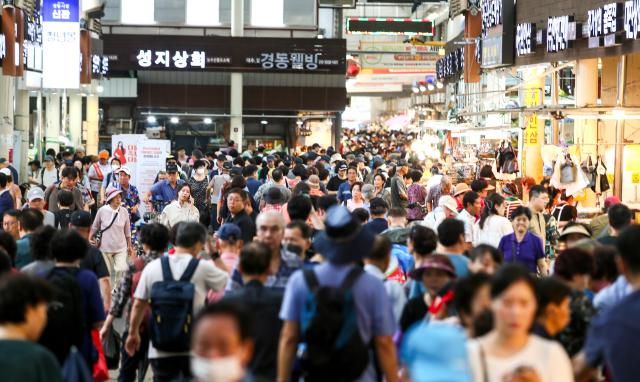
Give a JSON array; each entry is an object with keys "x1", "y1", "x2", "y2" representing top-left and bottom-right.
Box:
[
  {"x1": 147, "y1": 116, "x2": 157, "y2": 123},
  {"x1": 203, "y1": 117, "x2": 213, "y2": 124},
  {"x1": 170, "y1": 117, "x2": 179, "y2": 124}
]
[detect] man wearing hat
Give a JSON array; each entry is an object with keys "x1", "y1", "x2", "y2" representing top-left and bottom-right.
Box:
[
  {"x1": 326, "y1": 162, "x2": 348, "y2": 196},
  {"x1": 261, "y1": 187, "x2": 286, "y2": 213},
  {"x1": 423, "y1": 195, "x2": 458, "y2": 232},
  {"x1": 0, "y1": 157, "x2": 18, "y2": 185},
  {"x1": 559, "y1": 222, "x2": 592, "y2": 248},
  {"x1": 36, "y1": 155, "x2": 60, "y2": 189},
  {"x1": 453, "y1": 183, "x2": 471, "y2": 212},
  {"x1": 88, "y1": 150, "x2": 111, "y2": 212},
  {"x1": 144, "y1": 163, "x2": 185, "y2": 212},
  {"x1": 253, "y1": 169, "x2": 291, "y2": 208},
  {"x1": 115, "y1": 167, "x2": 140, "y2": 227},
  {"x1": 26, "y1": 187, "x2": 56, "y2": 227},
  {"x1": 278, "y1": 206, "x2": 398, "y2": 382}
]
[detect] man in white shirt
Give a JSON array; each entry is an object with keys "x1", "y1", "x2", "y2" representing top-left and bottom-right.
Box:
[
  {"x1": 38, "y1": 155, "x2": 59, "y2": 189},
  {"x1": 456, "y1": 191, "x2": 482, "y2": 250},
  {"x1": 423, "y1": 195, "x2": 458, "y2": 232},
  {"x1": 125, "y1": 222, "x2": 228, "y2": 381},
  {"x1": 25, "y1": 187, "x2": 55, "y2": 227}
]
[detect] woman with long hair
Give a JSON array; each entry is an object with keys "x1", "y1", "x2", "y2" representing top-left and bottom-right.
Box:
[
  {"x1": 468, "y1": 265, "x2": 573, "y2": 382},
  {"x1": 475, "y1": 193, "x2": 513, "y2": 248},
  {"x1": 159, "y1": 183, "x2": 200, "y2": 229}
]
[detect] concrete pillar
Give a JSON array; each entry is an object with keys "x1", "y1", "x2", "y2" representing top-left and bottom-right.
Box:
[
  {"x1": 229, "y1": 0, "x2": 244, "y2": 151},
  {"x1": 14, "y1": 89, "x2": 30, "y2": 181},
  {"x1": 69, "y1": 94, "x2": 83, "y2": 147},
  {"x1": 45, "y1": 94, "x2": 61, "y2": 152},
  {"x1": 86, "y1": 95, "x2": 99, "y2": 155},
  {"x1": 0, "y1": 75, "x2": 16, "y2": 158},
  {"x1": 574, "y1": 59, "x2": 599, "y2": 207}
]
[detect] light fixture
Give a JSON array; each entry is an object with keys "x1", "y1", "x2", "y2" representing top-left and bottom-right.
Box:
[
  {"x1": 612, "y1": 108, "x2": 626, "y2": 119},
  {"x1": 203, "y1": 117, "x2": 213, "y2": 124},
  {"x1": 427, "y1": 83, "x2": 435, "y2": 91},
  {"x1": 261, "y1": 120, "x2": 268, "y2": 125},
  {"x1": 96, "y1": 85, "x2": 104, "y2": 93},
  {"x1": 296, "y1": 120, "x2": 303, "y2": 125},
  {"x1": 436, "y1": 81, "x2": 444, "y2": 89},
  {"x1": 147, "y1": 116, "x2": 157, "y2": 123},
  {"x1": 170, "y1": 117, "x2": 179, "y2": 124},
  {"x1": 419, "y1": 85, "x2": 426, "y2": 92},
  {"x1": 412, "y1": 87, "x2": 420, "y2": 94}
]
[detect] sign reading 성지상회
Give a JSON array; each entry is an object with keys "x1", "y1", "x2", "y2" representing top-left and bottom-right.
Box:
[{"x1": 42, "y1": 0, "x2": 80, "y2": 89}]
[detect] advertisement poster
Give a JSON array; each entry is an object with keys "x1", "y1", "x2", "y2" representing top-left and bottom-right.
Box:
[
  {"x1": 42, "y1": 0, "x2": 80, "y2": 89},
  {"x1": 111, "y1": 135, "x2": 170, "y2": 195}
]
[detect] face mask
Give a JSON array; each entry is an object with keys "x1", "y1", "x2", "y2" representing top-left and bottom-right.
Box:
[
  {"x1": 111, "y1": 164, "x2": 120, "y2": 172},
  {"x1": 191, "y1": 355, "x2": 244, "y2": 382},
  {"x1": 285, "y1": 244, "x2": 304, "y2": 257}
]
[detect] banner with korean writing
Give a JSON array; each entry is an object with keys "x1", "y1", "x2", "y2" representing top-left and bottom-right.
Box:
[
  {"x1": 42, "y1": 0, "x2": 80, "y2": 89},
  {"x1": 111, "y1": 135, "x2": 170, "y2": 196}
]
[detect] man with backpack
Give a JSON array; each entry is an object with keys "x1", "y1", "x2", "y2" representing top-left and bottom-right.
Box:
[
  {"x1": 38, "y1": 229, "x2": 105, "y2": 368},
  {"x1": 277, "y1": 205, "x2": 398, "y2": 382},
  {"x1": 125, "y1": 222, "x2": 229, "y2": 381}
]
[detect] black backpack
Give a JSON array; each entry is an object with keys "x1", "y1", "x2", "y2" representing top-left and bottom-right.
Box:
[
  {"x1": 55, "y1": 210, "x2": 74, "y2": 229},
  {"x1": 148, "y1": 256, "x2": 199, "y2": 352},
  {"x1": 39, "y1": 267, "x2": 86, "y2": 365},
  {"x1": 299, "y1": 267, "x2": 369, "y2": 382}
]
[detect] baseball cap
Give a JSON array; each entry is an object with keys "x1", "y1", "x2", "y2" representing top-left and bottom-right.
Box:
[
  {"x1": 222, "y1": 161, "x2": 233, "y2": 170},
  {"x1": 0, "y1": 158, "x2": 7, "y2": 164},
  {"x1": 0, "y1": 168, "x2": 11, "y2": 176},
  {"x1": 70, "y1": 210, "x2": 93, "y2": 228},
  {"x1": 604, "y1": 196, "x2": 621, "y2": 209},
  {"x1": 217, "y1": 223, "x2": 242, "y2": 242},
  {"x1": 438, "y1": 195, "x2": 458, "y2": 214},
  {"x1": 116, "y1": 166, "x2": 132, "y2": 176},
  {"x1": 98, "y1": 150, "x2": 109, "y2": 159},
  {"x1": 44, "y1": 155, "x2": 54, "y2": 162},
  {"x1": 27, "y1": 187, "x2": 45, "y2": 202},
  {"x1": 166, "y1": 164, "x2": 179, "y2": 173},
  {"x1": 337, "y1": 163, "x2": 348, "y2": 172}
]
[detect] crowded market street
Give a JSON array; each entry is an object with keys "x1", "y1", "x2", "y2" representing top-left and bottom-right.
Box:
[{"x1": 1, "y1": 1, "x2": 640, "y2": 382}]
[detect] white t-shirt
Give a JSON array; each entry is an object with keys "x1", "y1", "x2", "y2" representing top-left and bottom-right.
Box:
[
  {"x1": 475, "y1": 215, "x2": 514, "y2": 248},
  {"x1": 134, "y1": 253, "x2": 229, "y2": 359},
  {"x1": 467, "y1": 335, "x2": 574, "y2": 382},
  {"x1": 40, "y1": 167, "x2": 59, "y2": 188},
  {"x1": 457, "y1": 209, "x2": 477, "y2": 244}
]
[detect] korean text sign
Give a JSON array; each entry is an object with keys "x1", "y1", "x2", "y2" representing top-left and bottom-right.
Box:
[{"x1": 42, "y1": 0, "x2": 80, "y2": 89}]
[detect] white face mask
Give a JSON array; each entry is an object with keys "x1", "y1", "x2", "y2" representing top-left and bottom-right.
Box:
[
  {"x1": 191, "y1": 356, "x2": 244, "y2": 382},
  {"x1": 111, "y1": 164, "x2": 120, "y2": 172}
]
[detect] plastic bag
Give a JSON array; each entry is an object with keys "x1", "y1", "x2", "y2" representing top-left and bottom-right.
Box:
[
  {"x1": 102, "y1": 324, "x2": 121, "y2": 370},
  {"x1": 92, "y1": 329, "x2": 109, "y2": 382}
]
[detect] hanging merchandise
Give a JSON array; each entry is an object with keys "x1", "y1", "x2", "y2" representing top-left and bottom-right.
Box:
[
  {"x1": 593, "y1": 156, "x2": 610, "y2": 194},
  {"x1": 496, "y1": 140, "x2": 518, "y2": 174},
  {"x1": 551, "y1": 152, "x2": 590, "y2": 197},
  {"x1": 581, "y1": 155, "x2": 596, "y2": 189}
]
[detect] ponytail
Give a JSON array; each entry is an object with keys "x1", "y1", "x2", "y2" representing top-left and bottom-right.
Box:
[{"x1": 479, "y1": 193, "x2": 505, "y2": 229}]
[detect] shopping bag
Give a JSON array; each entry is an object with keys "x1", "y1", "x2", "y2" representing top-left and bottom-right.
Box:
[
  {"x1": 102, "y1": 324, "x2": 121, "y2": 370},
  {"x1": 91, "y1": 329, "x2": 109, "y2": 382}
]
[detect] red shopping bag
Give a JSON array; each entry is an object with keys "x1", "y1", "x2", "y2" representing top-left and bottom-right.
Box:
[{"x1": 91, "y1": 329, "x2": 110, "y2": 382}]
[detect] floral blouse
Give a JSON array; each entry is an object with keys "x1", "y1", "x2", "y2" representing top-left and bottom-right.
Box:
[{"x1": 407, "y1": 183, "x2": 427, "y2": 220}]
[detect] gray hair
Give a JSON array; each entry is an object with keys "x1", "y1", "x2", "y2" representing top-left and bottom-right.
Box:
[
  {"x1": 362, "y1": 183, "x2": 375, "y2": 202},
  {"x1": 256, "y1": 211, "x2": 285, "y2": 230},
  {"x1": 441, "y1": 175, "x2": 452, "y2": 187}
]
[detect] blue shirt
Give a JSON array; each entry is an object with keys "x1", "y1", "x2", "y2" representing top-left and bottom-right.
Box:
[
  {"x1": 149, "y1": 179, "x2": 185, "y2": 203},
  {"x1": 594, "y1": 275, "x2": 632, "y2": 312},
  {"x1": 364, "y1": 218, "x2": 389, "y2": 235},
  {"x1": 14, "y1": 234, "x2": 33, "y2": 270},
  {"x1": 246, "y1": 177, "x2": 261, "y2": 199},
  {"x1": 498, "y1": 232, "x2": 545, "y2": 273},
  {"x1": 443, "y1": 253, "x2": 470, "y2": 278},
  {"x1": 0, "y1": 190, "x2": 14, "y2": 220},
  {"x1": 586, "y1": 289, "x2": 640, "y2": 381},
  {"x1": 337, "y1": 181, "x2": 353, "y2": 203},
  {"x1": 280, "y1": 263, "x2": 396, "y2": 382}
]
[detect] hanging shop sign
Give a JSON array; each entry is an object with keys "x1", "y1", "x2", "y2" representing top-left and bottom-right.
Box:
[
  {"x1": 0, "y1": 16, "x2": 5, "y2": 67},
  {"x1": 546, "y1": 15, "x2": 581, "y2": 53},
  {"x1": 587, "y1": 3, "x2": 624, "y2": 48},
  {"x1": 24, "y1": 10, "x2": 43, "y2": 72},
  {"x1": 480, "y1": 0, "x2": 515, "y2": 68},
  {"x1": 91, "y1": 54, "x2": 109, "y2": 76},
  {"x1": 435, "y1": 48, "x2": 464, "y2": 81},
  {"x1": 625, "y1": 0, "x2": 640, "y2": 39},
  {"x1": 516, "y1": 23, "x2": 537, "y2": 56},
  {"x1": 42, "y1": 0, "x2": 80, "y2": 89},
  {"x1": 345, "y1": 18, "x2": 434, "y2": 36},
  {"x1": 104, "y1": 35, "x2": 346, "y2": 75}
]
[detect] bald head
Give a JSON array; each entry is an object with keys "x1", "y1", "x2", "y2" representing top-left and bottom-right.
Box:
[{"x1": 256, "y1": 212, "x2": 286, "y2": 253}]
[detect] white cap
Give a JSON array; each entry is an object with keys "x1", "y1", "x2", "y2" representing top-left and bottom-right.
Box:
[{"x1": 438, "y1": 195, "x2": 459, "y2": 215}]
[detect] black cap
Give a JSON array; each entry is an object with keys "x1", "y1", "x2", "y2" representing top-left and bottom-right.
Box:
[
  {"x1": 230, "y1": 167, "x2": 242, "y2": 176},
  {"x1": 166, "y1": 164, "x2": 179, "y2": 173},
  {"x1": 306, "y1": 152, "x2": 318, "y2": 161},
  {"x1": 222, "y1": 161, "x2": 233, "y2": 170},
  {"x1": 70, "y1": 211, "x2": 92, "y2": 228}
]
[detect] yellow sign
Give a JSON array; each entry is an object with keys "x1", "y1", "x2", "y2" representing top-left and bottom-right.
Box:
[
  {"x1": 625, "y1": 145, "x2": 640, "y2": 172},
  {"x1": 524, "y1": 114, "x2": 539, "y2": 147},
  {"x1": 633, "y1": 173, "x2": 640, "y2": 184}
]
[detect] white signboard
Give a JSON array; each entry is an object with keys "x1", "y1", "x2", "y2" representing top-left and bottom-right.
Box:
[{"x1": 42, "y1": 0, "x2": 80, "y2": 89}]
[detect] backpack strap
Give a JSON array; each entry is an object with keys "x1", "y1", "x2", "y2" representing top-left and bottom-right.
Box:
[
  {"x1": 303, "y1": 268, "x2": 320, "y2": 293},
  {"x1": 160, "y1": 256, "x2": 175, "y2": 282},
  {"x1": 339, "y1": 266, "x2": 364, "y2": 293},
  {"x1": 179, "y1": 257, "x2": 200, "y2": 282}
]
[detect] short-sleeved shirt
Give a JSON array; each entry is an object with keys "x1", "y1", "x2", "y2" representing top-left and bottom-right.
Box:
[
  {"x1": 586, "y1": 289, "x2": 640, "y2": 381},
  {"x1": 326, "y1": 175, "x2": 346, "y2": 192},
  {"x1": 456, "y1": 209, "x2": 477, "y2": 244},
  {"x1": 209, "y1": 174, "x2": 230, "y2": 204},
  {"x1": 149, "y1": 179, "x2": 185, "y2": 204},
  {"x1": 552, "y1": 202, "x2": 578, "y2": 223},
  {"x1": 390, "y1": 175, "x2": 408, "y2": 209},
  {"x1": 40, "y1": 167, "x2": 60, "y2": 189},
  {"x1": 337, "y1": 181, "x2": 353, "y2": 203},
  {"x1": 14, "y1": 234, "x2": 33, "y2": 270},
  {"x1": 279, "y1": 262, "x2": 396, "y2": 382},
  {"x1": 0, "y1": 340, "x2": 63, "y2": 382},
  {"x1": 80, "y1": 246, "x2": 110, "y2": 280},
  {"x1": 134, "y1": 254, "x2": 229, "y2": 359},
  {"x1": 498, "y1": 232, "x2": 545, "y2": 273},
  {"x1": 227, "y1": 211, "x2": 256, "y2": 244},
  {"x1": 442, "y1": 253, "x2": 470, "y2": 278}
]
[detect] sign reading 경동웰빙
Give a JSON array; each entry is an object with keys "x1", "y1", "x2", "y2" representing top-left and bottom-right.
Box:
[{"x1": 103, "y1": 35, "x2": 346, "y2": 75}]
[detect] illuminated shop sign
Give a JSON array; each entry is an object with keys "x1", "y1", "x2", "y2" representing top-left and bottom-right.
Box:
[
  {"x1": 42, "y1": 0, "x2": 80, "y2": 89},
  {"x1": 479, "y1": 0, "x2": 514, "y2": 68},
  {"x1": 588, "y1": 3, "x2": 623, "y2": 47},
  {"x1": 625, "y1": 0, "x2": 640, "y2": 39},
  {"x1": 547, "y1": 15, "x2": 580, "y2": 53},
  {"x1": 435, "y1": 48, "x2": 464, "y2": 81},
  {"x1": 92, "y1": 55, "x2": 108, "y2": 76},
  {"x1": 515, "y1": 23, "x2": 536, "y2": 56},
  {"x1": 137, "y1": 50, "x2": 207, "y2": 69},
  {"x1": 345, "y1": 18, "x2": 434, "y2": 36}
]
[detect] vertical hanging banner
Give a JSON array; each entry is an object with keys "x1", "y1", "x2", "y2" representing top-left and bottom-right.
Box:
[{"x1": 42, "y1": 0, "x2": 80, "y2": 89}]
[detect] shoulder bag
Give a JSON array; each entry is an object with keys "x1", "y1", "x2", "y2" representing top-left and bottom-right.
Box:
[{"x1": 94, "y1": 211, "x2": 119, "y2": 248}]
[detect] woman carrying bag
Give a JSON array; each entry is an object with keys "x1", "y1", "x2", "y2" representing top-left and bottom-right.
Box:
[{"x1": 90, "y1": 186, "x2": 133, "y2": 287}]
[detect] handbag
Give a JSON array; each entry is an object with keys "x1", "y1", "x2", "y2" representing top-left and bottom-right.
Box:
[
  {"x1": 560, "y1": 155, "x2": 577, "y2": 184},
  {"x1": 102, "y1": 324, "x2": 121, "y2": 370},
  {"x1": 94, "y1": 211, "x2": 119, "y2": 248},
  {"x1": 91, "y1": 329, "x2": 109, "y2": 382},
  {"x1": 581, "y1": 156, "x2": 596, "y2": 189}
]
